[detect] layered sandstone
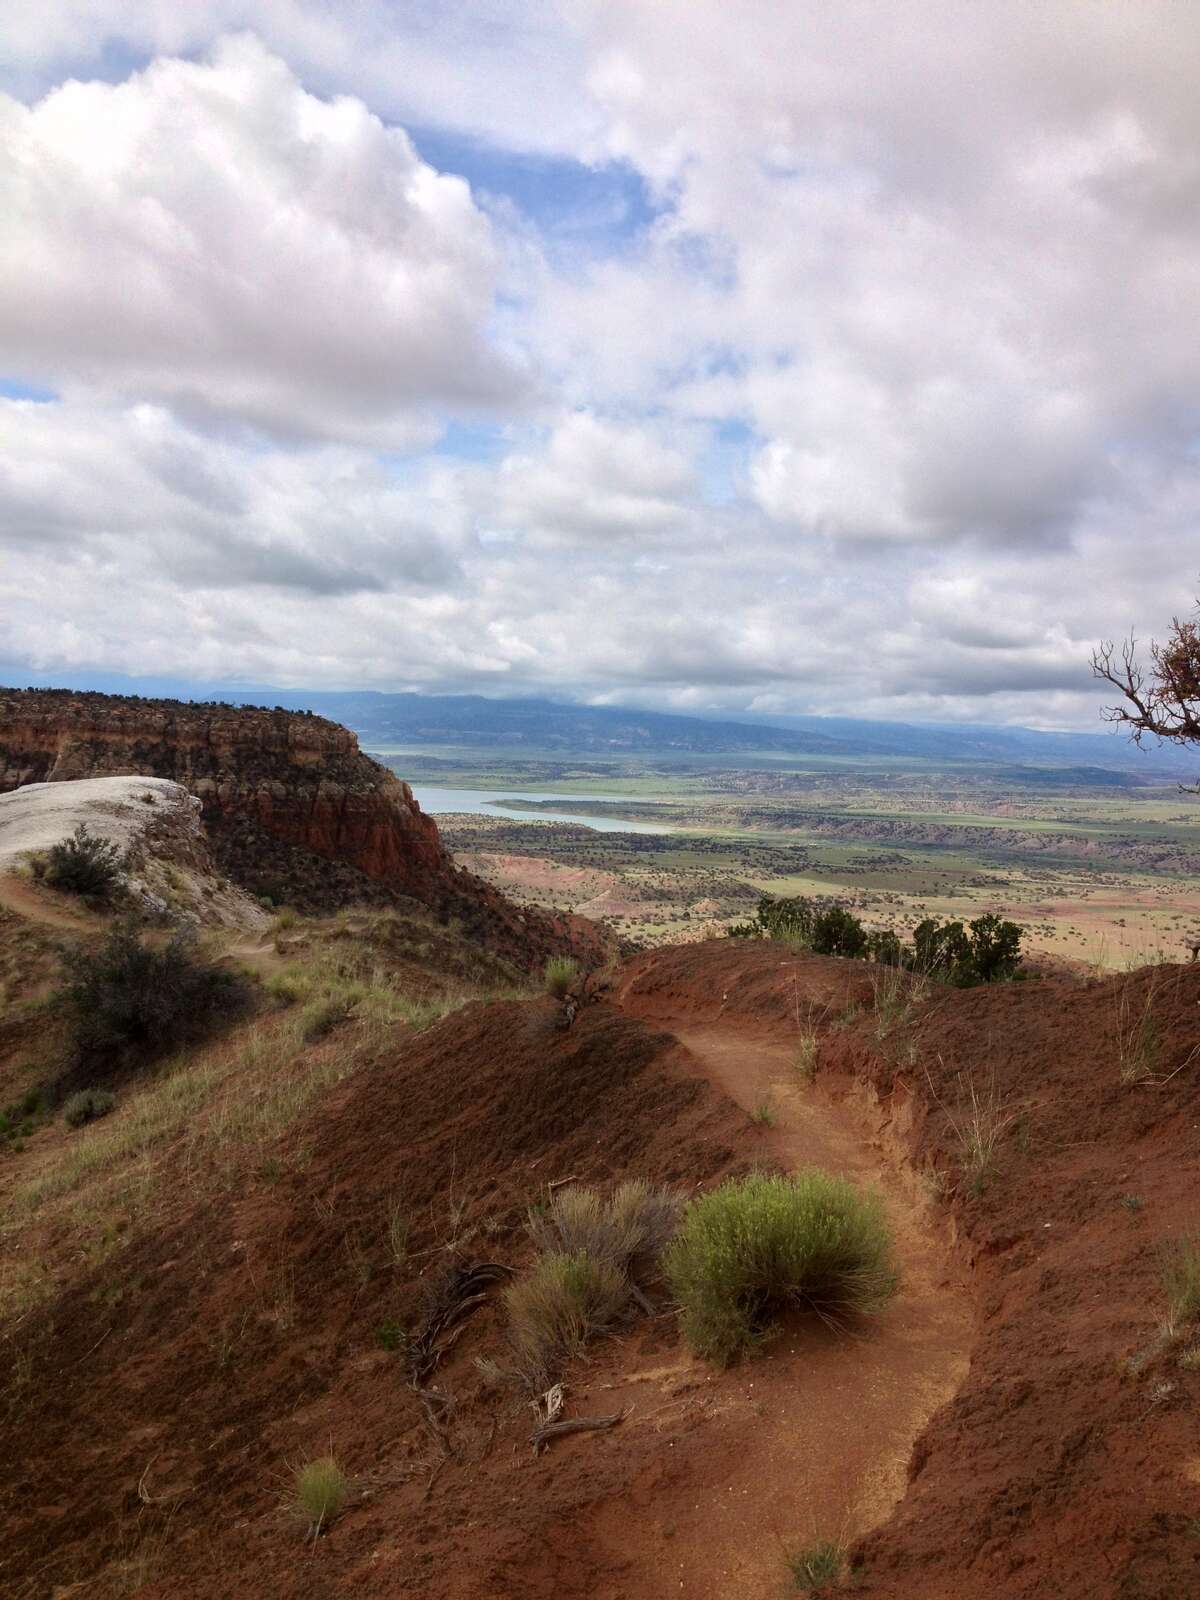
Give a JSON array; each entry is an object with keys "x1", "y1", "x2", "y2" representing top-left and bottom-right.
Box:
[
  {"x1": 0, "y1": 688, "x2": 611, "y2": 971},
  {"x1": 0, "y1": 688, "x2": 449, "y2": 903}
]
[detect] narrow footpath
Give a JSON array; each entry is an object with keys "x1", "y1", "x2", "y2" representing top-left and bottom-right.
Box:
[{"x1": 588, "y1": 988, "x2": 973, "y2": 1598}]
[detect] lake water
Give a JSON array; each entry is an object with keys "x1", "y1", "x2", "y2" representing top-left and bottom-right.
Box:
[{"x1": 409, "y1": 785, "x2": 673, "y2": 835}]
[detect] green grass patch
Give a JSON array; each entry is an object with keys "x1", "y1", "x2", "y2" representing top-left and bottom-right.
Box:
[
  {"x1": 787, "y1": 1540, "x2": 843, "y2": 1592},
  {"x1": 1161, "y1": 1232, "x2": 1200, "y2": 1332},
  {"x1": 293, "y1": 1455, "x2": 350, "y2": 1536},
  {"x1": 544, "y1": 955, "x2": 579, "y2": 997},
  {"x1": 298, "y1": 992, "x2": 355, "y2": 1042},
  {"x1": 664, "y1": 1171, "x2": 898, "y2": 1365}
]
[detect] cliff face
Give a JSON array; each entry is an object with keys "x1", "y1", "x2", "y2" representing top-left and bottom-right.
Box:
[
  {"x1": 0, "y1": 688, "x2": 450, "y2": 903},
  {"x1": 0, "y1": 688, "x2": 611, "y2": 972}
]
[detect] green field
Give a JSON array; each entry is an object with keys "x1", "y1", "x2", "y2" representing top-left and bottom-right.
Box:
[{"x1": 380, "y1": 746, "x2": 1200, "y2": 969}]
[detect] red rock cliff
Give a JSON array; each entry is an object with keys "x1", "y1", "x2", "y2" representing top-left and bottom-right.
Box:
[
  {"x1": 0, "y1": 687, "x2": 449, "y2": 900},
  {"x1": 0, "y1": 688, "x2": 612, "y2": 972}
]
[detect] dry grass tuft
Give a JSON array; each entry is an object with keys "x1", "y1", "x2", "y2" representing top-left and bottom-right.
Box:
[
  {"x1": 504, "y1": 1252, "x2": 629, "y2": 1389},
  {"x1": 1161, "y1": 1232, "x2": 1200, "y2": 1335},
  {"x1": 793, "y1": 1030, "x2": 819, "y2": 1080},
  {"x1": 926, "y1": 1063, "x2": 1018, "y2": 1194},
  {"x1": 544, "y1": 955, "x2": 580, "y2": 998},
  {"x1": 293, "y1": 1455, "x2": 350, "y2": 1537},
  {"x1": 869, "y1": 964, "x2": 929, "y2": 1037},
  {"x1": 506, "y1": 1181, "x2": 680, "y2": 1387},
  {"x1": 528, "y1": 1180, "x2": 679, "y2": 1280}
]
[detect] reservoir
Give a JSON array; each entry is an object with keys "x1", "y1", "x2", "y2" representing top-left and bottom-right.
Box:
[{"x1": 408, "y1": 785, "x2": 673, "y2": 835}]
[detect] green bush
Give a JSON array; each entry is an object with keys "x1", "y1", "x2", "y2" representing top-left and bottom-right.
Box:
[
  {"x1": 965, "y1": 913, "x2": 1023, "y2": 982},
  {"x1": 913, "y1": 915, "x2": 1023, "y2": 985},
  {"x1": 664, "y1": 1171, "x2": 898, "y2": 1365},
  {"x1": 912, "y1": 917, "x2": 972, "y2": 977},
  {"x1": 867, "y1": 928, "x2": 904, "y2": 967},
  {"x1": 544, "y1": 955, "x2": 580, "y2": 998},
  {"x1": 756, "y1": 896, "x2": 815, "y2": 945},
  {"x1": 62, "y1": 1088, "x2": 116, "y2": 1127},
  {"x1": 809, "y1": 906, "x2": 868, "y2": 958},
  {"x1": 293, "y1": 1455, "x2": 350, "y2": 1535},
  {"x1": 741, "y1": 897, "x2": 1023, "y2": 983},
  {"x1": 504, "y1": 1250, "x2": 629, "y2": 1387},
  {"x1": 743, "y1": 896, "x2": 869, "y2": 957},
  {"x1": 44, "y1": 824, "x2": 123, "y2": 901},
  {"x1": 54, "y1": 922, "x2": 249, "y2": 1090}
]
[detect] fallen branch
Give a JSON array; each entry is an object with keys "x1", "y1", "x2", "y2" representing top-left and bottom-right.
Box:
[
  {"x1": 406, "y1": 1261, "x2": 512, "y2": 1382},
  {"x1": 530, "y1": 1408, "x2": 628, "y2": 1454}
]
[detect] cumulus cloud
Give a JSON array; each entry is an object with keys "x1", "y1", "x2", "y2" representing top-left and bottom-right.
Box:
[
  {"x1": 4, "y1": 8, "x2": 1200, "y2": 727},
  {"x1": 0, "y1": 34, "x2": 524, "y2": 443},
  {"x1": 494, "y1": 412, "x2": 698, "y2": 544},
  {"x1": 0, "y1": 1, "x2": 601, "y2": 160},
  {"x1": 0, "y1": 397, "x2": 471, "y2": 593}
]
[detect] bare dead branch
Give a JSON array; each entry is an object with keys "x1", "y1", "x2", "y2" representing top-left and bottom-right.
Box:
[{"x1": 530, "y1": 1409, "x2": 628, "y2": 1452}]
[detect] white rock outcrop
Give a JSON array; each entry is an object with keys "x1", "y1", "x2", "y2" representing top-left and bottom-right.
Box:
[{"x1": 0, "y1": 776, "x2": 268, "y2": 930}]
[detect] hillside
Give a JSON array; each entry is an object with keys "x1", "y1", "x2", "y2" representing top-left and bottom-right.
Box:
[
  {"x1": 2, "y1": 843, "x2": 1199, "y2": 1596},
  {"x1": 0, "y1": 688, "x2": 608, "y2": 975}
]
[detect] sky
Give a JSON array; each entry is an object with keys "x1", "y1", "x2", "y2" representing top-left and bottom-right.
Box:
[{"x1": 2, "y1": 3, "x2": 1199, "y2": 729}]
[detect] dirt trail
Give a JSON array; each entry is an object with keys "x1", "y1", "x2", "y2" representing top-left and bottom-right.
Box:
[
  {"x1": 591, "y1": 1002, "x2": 974, "y2": 1598},
  {"x1": 0, "y1": 872, "x2": 99, "y2": 933}
]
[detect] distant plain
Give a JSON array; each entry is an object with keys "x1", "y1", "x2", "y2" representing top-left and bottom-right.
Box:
[{"x1": 375, "y1": 745, "x2": 1200, "y2": 968}]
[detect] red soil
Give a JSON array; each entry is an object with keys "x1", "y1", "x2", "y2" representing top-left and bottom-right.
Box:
[
  {"x1": 6, "y1": 939, "x2": 1200, "y2": 1598},
  {"x1": 621, "y1": 941, "x2": 1200, "y2": 1598}
]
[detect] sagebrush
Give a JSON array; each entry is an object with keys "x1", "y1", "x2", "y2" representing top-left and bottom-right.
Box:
[
  {"x1": 528, "y1": 1180, "x2": 679, "y2": 1287},
  {"x1": 505, "y1": 1181, "x2": 679, "y2": 1385},
  {"x1": 54, "y1": 922, "x2": 249, "y2": 1091},
  {"x1": 504, "y1": 1251, "x2": 629, "y2": 1387},
  {"x1": 42, "y1": 824, "x2": 123, "y2": 901},
  {"x1": 664, "y1": 1170, "x2": 898, "y2": 1365}
]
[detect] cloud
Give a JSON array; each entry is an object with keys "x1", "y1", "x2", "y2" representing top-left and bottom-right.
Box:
[
  {"x1": 4, "y1": 8, "x2": 1200, "y2": 729},
  {"x1": 494, "y1": 412, "x2": 698, "y2": 543},
  {"x1": 0, "y1": 397, "x2": 470, "y2": 593},
  {"x1": 0, "y1": 2, "x2": 601, "y2": 159},
  {"x1": 0, "y1": 34, "x2": 525, "y2": 444}
]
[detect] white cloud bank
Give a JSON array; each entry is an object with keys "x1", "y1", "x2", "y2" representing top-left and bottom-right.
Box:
[
  {"x1": 0, "y1": 34, "x2": 522, "y2": 444},
  {"x1": 3, "y1": 7, "x2": 1200, "y2": 727}
]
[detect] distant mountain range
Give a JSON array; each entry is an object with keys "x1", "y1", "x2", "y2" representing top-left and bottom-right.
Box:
[{"x1": 2, "y1": 669, "x2": 1194, "y2": 776}]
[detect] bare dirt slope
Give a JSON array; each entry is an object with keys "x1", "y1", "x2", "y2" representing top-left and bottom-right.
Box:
[
  {"x1": 620, "y1": 939, "x2": 1200, "y2": 1599},
  {"x1": 585, "y1": 987, "x2": 972, "y2": 1597},
  {"x1": 5, "y1": 930, "x2": 1200, "y2": 1597}
]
